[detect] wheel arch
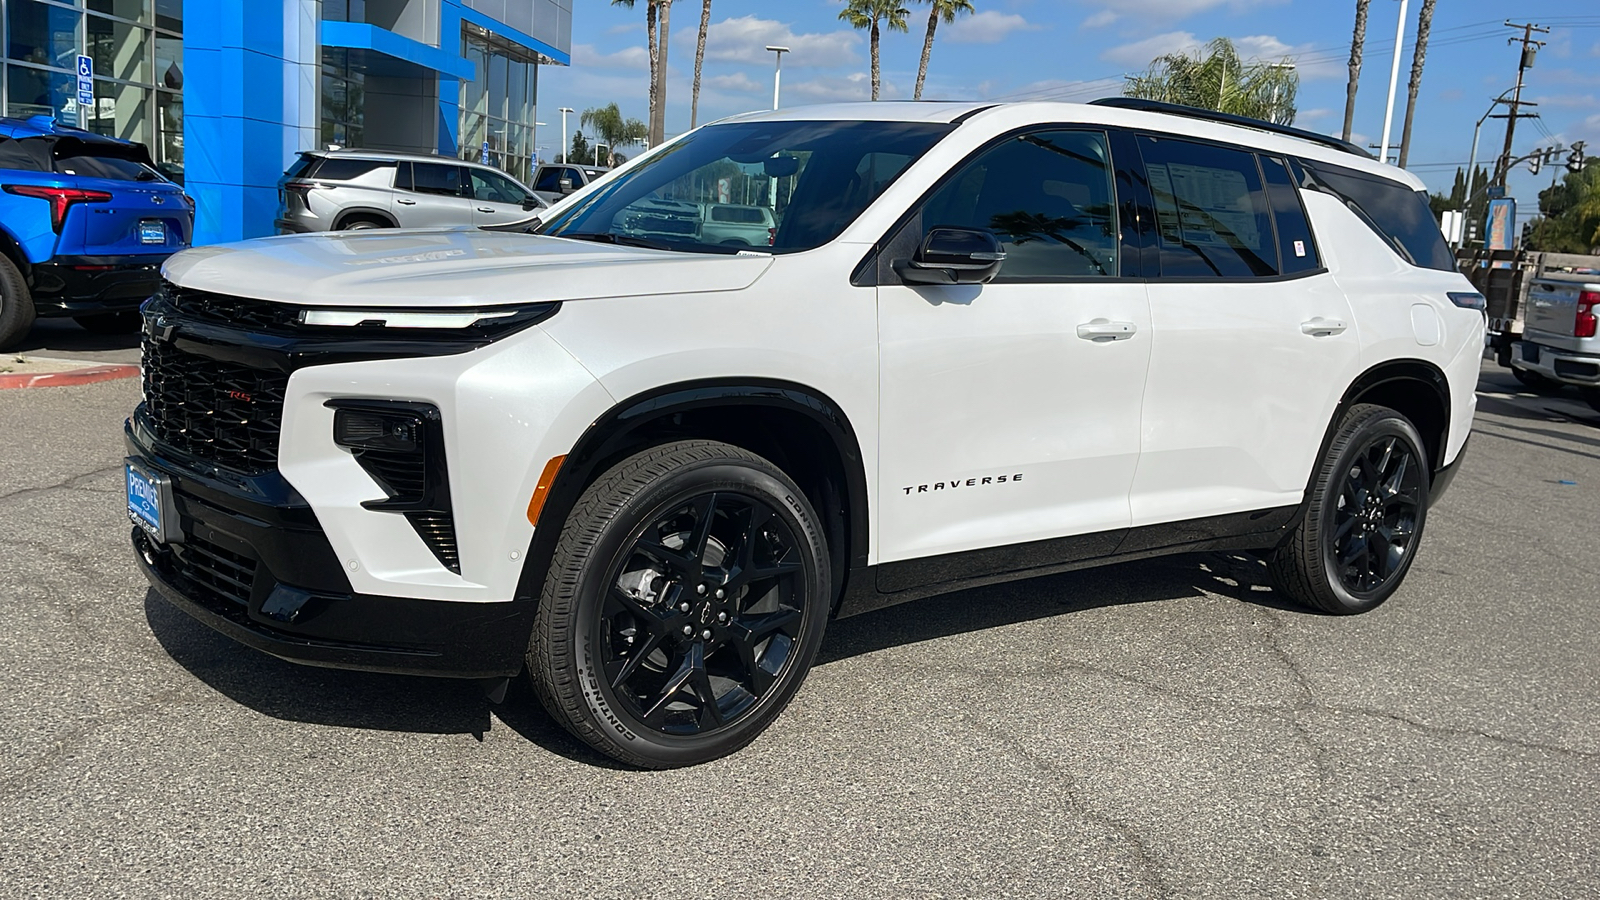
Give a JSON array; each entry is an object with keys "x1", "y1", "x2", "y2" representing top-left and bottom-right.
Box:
[
  {"x1": 0, "y1": 226, "x2": 31, "y2": 278},
  {"x1": 515, "y1": 378, "x2": 871, "y2": 609},
  {"x1": 332, "y1": 208, "x2": 398, "y2": 230},
  {"x1": 1312, "y1": 359, "x2": 1452, "y2": 494}
]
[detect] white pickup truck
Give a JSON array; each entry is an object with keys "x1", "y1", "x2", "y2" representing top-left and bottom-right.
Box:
[{"x1": 1511, "y1": 264, "x2": 1600, "y2": 413}]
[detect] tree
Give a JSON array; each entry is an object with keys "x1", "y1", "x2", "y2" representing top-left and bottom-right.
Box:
[
  {"x1": 651, "y1": 0, "x2": 674, "y2": 145},
  {"x1": 912, "y1": 0, "x2": 973, "y2": 101},
  {"x1": 560, "y1": 129, "x2": 592, "y2": 166},
  {"x1": 690, "y1": 0, "x2": 712, "y2": 128},
  {"x1": 1397, "y1": 0, "x2": 1435, "y2": 168},
  {"x1": 840, "y1": 0, "x2": 910, "y2": 101},
  {"x1": 1343, "y1": 0, "x2": 1370, "y2": 143},
  {"x1": 1123, "y1": 38, "x2": 1300, "y2": 124},
  {"x1": 612, "y1": 0, "x2": 666, "y2": 146},
  {"x1": 1525, "y1": 161, "x2": 1600, "y2": 252},
  {"x1": 580, "y1": 104, "x2": 648, "y2": 167}
]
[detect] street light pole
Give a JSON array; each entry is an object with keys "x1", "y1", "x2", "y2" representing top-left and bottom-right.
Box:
[
  {"x1": 558, "y1": 107, "x2": 574, "y2": 164},
  {"x1": 766, "y1": 45, "x2": 790, "y2": 110},
  {"x1": 1378, "y1": 0, "x2": 1410, "y2": 165}
]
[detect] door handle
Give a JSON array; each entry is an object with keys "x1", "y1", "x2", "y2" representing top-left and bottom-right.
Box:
[
  {"x1": 1076, "y1": 319, "x2": 1138, "y2": 341},
  {"x1": 477, "y1": 206, "x2": 495, "y2": 213},
  {"x1": 1300, "y1": 318, "x2": 1348, "y2": 337},
  {"x1": 396, "y1": 198, "x2": 417, "y2": 205}
]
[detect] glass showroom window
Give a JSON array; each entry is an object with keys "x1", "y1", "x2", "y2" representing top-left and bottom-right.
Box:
[
  {"x1": 458, "y1": 28, "x2": 538, "y2": 184},
  {"x1": 321, "y1": 48, "x2": 365, "y2": 148},
  {"x1": 6, "y1": 0, "x2": 81, "y2": 120}
]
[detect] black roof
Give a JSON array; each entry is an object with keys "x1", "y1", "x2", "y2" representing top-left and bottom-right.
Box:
[{"x1": 1089, "y1": 97, "x2": 1374, "y2": 159}]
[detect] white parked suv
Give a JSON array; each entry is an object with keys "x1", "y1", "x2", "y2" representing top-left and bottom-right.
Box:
[{"x1": 128, "y1": 99, "x2": 1484, "y2": 768}]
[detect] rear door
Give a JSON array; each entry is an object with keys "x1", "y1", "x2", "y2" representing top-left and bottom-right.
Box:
[
  {"x1": 876, "y1": 127, "x2": 1152, "y2": 577},
  {"x1": 1129, "y1": 135, "x2": 1361, "y2": 526},
  {"x1": 393, "y1": 161, "x2": 474, "y2": 227},
  {"x1": 468, "y1": 168, "x2": 539, "y2": 226},
  {"x1": 52, "y1": 148, "x2": 191, "y2": 254}
]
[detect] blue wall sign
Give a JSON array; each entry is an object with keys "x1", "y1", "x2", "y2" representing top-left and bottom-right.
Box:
[
  {"x1": 480, "y1": 141, "x2": 489, "y2": 164},
  {"x1": 74, "y1": 55, "x2": 94, "y2": 126}
]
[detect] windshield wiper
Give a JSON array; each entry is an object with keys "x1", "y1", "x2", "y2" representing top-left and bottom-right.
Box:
[{"x1": 552, "y1": 232, "x2": 676, "y2": 251}]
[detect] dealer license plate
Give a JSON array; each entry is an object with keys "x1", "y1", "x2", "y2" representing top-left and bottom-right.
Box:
[
  {"x1": 126, "y1": 460, "x2": 174, "y2": 543},
  {"x1": 139, "y1": 219, "x2": 166, "y2": 245}
]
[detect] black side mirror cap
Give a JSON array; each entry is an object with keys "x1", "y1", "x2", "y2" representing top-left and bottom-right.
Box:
[
  {"x1": 892, "y1": 227, "x2": 1006, "y2": 285},
  {"x1": 521, "y1": 198, "x2": 541, "y2": 211}
]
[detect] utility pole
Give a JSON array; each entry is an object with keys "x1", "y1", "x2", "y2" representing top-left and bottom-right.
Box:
[
  {"x1": 1378, "y1": 0, "x2": 1410, "y2": 168},
  {"x1": 1495, "y1": 20, "x2": 1549, "y2": 188}
]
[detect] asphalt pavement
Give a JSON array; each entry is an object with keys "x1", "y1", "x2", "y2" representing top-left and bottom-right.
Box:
[{"x1": 1, "y1": 361, "x2": 1596, "y2": 898}]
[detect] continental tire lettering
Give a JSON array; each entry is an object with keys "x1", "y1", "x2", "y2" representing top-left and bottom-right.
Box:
[{"x1": 580, "y1": 645, "x2": 638, "y2": 741}]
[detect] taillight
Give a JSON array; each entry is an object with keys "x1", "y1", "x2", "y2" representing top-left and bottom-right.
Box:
[
  {"x1": 1578, "y1": 291, "x2": 1599, "y2": 339},
  {"x1": 767, "y1": 226, "x2": 776, "y2": 246},
  {"x1": 2, "y1": 184, "x2": 112, "y2": 232}
]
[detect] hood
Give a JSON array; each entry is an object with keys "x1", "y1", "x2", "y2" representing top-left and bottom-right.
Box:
[{"x1": 162, "y1": 228, "x2": 774, "y2": 308}]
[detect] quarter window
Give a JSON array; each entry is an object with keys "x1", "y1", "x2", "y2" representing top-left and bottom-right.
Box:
[
  {"x1": 1139, "y1": 136, "x2": 1277, "y2": 278},
  {"x1": 1297, "y1": 159, "x2": 1454, "y2": 272},
  {"x1": 921, "y1": 129, "x2": 1119, "y2": 280}
]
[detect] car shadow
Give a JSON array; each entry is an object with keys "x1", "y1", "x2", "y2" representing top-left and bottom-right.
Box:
[
  {"x1": 14, "y1": 317, "x2": 142, "y2": 357},
  {"x1": 144, "y1": 549, "x2": 1303, "y2": 767}
]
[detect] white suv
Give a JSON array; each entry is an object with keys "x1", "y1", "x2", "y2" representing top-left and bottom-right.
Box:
[{"x1": 128, "y1": 100, "x2": 1484, "y2": 768}]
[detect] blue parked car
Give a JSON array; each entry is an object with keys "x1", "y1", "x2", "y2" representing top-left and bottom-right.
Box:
[{"x1": 0, "y1": 116, "x2": 192, "y2": 349}]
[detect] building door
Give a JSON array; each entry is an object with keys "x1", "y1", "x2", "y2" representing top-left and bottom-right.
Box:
[{"x1": 876, "y1": 128, "x2": 1152, "y2": 572}]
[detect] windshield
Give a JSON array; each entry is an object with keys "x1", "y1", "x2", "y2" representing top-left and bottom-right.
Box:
[{"x1": 538, "y1": 120, "x2": 954, "y2": 253}]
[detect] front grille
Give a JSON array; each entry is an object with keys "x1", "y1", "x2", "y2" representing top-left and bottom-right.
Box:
[
  {"x1": 169, "y1": 535, "x2": 257, "y2": 607},
  {"x1": 167, "y1": 284, "x2": 302, "y2": 332},
  {"x1": 405, "y1": 511, "x2": 461, "y2": 572},
  {"x1": 142, "y1": 338, "x2": 288, "y2": 472}
]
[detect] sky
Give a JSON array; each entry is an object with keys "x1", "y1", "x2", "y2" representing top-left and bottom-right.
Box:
[{"x1": 536, "y1": 1, "x2": 1600, "y2": 216}]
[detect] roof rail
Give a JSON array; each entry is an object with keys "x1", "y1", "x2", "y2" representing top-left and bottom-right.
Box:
[{"x1": 1088, "y1": 97, "x2": 1374, "y2": 160}]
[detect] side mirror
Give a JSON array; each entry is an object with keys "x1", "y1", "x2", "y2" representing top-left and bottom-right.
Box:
[
  {"x1": 521, "y1": 197, "x2": 541, "y2": 211},
  {"x1": 892, "y1": 227, "x2": 1006, "y2": 285},
  {"x1": 558, "y1": 177, "x2": 574, "y2": 195}
]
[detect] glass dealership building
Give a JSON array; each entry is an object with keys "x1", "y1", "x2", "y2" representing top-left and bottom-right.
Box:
[{"x1": 1, "y1": 0, "x2": 571, "y2": 243}]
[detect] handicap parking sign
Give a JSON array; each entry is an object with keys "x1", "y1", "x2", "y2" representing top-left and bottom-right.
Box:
[{"x1": 73, "y1": 55, "x2": 94, "y2": 124}]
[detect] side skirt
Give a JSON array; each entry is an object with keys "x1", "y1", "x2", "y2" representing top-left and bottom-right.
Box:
[{"x1": 837, "y1": 505, "x2": 1299, "y2": 618}]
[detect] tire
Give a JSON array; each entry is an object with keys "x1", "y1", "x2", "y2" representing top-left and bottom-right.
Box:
[
  {"x1": 338, "y1": 217, "x2": 389, "y2": 231},
  {"x1": 1582, "y1": 387, "x2": 1600, "y2": 415},
  {"x1": 73, "y1": 311, "x2": 142, "y2": 334},
  {"x1": 0, "y1": 253, "x2": 36, "y2": 351},
  {"x1": 1511, "y1": 366, "x2": 1554, "y2": 391},
  {"x1": 528, "y1": 440, "x2": 831, "y2": 768},
  {"x1": 1269, "y1": 404, "x2": 1430, "y2": 615}
]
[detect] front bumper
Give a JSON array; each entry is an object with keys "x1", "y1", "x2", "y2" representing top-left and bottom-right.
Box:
[
  {"x1": 127, "y1": 420, "x2": 531, "y2": 678},
  {"x1": 30, "y1": 255, "x2": 169, "y2": 316},
  {"x1": 1509, "y1": 341, "x2": 1600, "y2": 387}
]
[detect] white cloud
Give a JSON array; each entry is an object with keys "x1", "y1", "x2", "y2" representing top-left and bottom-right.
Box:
[
  {"x1": 676, "y1": 15, "x2": 862, "y2": 69},
  {"x1": 706, "y1": 72, "x2": 765, "y2": 94},
  {"x1": 944, "y1": 11, "x2": 1042, "y2": 45},
  {"x1": 1100, "y1": 31, "x2": 1202, "y2": 67},
  {"x1": 1098, "y1": 32, "x2": 1339, "y2": 80},
  {"x1": 1297, "y1": 107, "x2": 1333, "y2": 123},
  {"x1": 1082, "y1": 10, "x2": 1119, "y2": 28},
  {"x1": 572, "y1": 43, "x2": 650, "y2": 72},
  {"x1": 785, "y1": 73, "x2": 905, "y2": 103}
]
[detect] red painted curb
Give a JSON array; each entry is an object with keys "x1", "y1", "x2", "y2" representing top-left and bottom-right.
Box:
[{"x1": 0, "y1": 364, "x2": 140, "y2": 390}]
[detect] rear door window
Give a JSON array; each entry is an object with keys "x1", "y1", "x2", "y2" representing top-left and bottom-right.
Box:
[
  {"x1": 1297, "y1": 159, "x2": 1454, "y2": 271},
  {"x1": 919, "y1": 129, "x2": 1120, "y2": 281},
  {"x1": 533, "y1": 167, "x2": 564, "y2": 192},
  {"x1": 410, "y1": 162, "x2": 465, "y2": 197},
  {"x1": 1260, "y1": 155, "x2": 1321, "y2": 275},
  {"x1": 1138, "y1": 135, "x2": 1278, "y2": 278}
]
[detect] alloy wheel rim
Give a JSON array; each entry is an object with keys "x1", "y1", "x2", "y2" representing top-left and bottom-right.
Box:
[
  {"x1": 598, "y1": 490, "x2": 807, "y2": 737},
  {"x1": 1330, "y1": 435, "x2": 1423, "y2": 595}
]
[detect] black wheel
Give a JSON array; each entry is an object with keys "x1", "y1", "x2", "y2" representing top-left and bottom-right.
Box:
[
  {"x1": 1511, "y1": 366, "x2": 1555, "y2": 390},
  {"x1": 0, "y1": 253, "x2": 35, "y2": 351},
  {"x1": 1582, "y1": 387, "x2": 1600, "y2": 415},
  {"x1": 529, "y1": 440, "x2": 831, "y2": 768},
  {"x1": 1270, "y1": 404, "x2": 1430, "y2": 615},
  {"x1": 73, "y1": 311, "x2": 142, "y2": 334}
]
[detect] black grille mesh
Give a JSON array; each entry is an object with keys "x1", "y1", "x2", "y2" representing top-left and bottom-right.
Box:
[
  {"x1": 141, "y1": 338, "x2": 287, "y2": 472},
  {"x1": 169, "y1": 535, "x2": 257, "y2": 607},
  {"x1": 167, "y1": 284, "x2": 302, "y2": 332}
]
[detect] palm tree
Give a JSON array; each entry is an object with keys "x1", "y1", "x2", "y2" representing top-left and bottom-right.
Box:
[
  {"x1": 580, "y1": 103, "x2": 648, "y2": 167},
  {"x1": 1342, "y1": 0, "x2": 1370, "y2": 143},
  {"x1": 611, "y1": 0, "x2": 663, "y2": 147},
  {"x1": 690, "y1": 0, "x2": 712, "y2": 128},
  {"x1": 912, "y1": 0, "x2": 973, "y2": 101},
  {"x1": 1396, "y1": 0, "x2": 1435, "y2": 168},
  {"x1": 839, "y1": 0, "x2": 910, "y2": 101},
  {"x1": 1123, "y1": 38, "x2": 1300, "y2": 124},
  {"x1": 651, "y1": 0, "x2": 675, "y2": 146}
]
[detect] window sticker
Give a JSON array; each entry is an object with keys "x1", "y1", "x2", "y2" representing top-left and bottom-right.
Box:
[{"x1": 1294, "y1": 240, "x2": 1306, "y2": 258}]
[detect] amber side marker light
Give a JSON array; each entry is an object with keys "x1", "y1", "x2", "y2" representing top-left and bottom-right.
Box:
[{"x1": 526, "y1": 455, "x2": 566, "y2": 526}]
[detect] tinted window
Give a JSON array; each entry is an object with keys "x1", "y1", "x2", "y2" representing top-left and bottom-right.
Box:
[
  {"x1": 711, "y1": 205, "x2": 766, "y2": 224},
  {"x1": 311, "y1": 158, "x2": 393, "y2": 182},
  {"x1": 1139, "y1": 136, "x2": 1276, "y2": 278},
  {"x1": 0, "y1": 136, "x2": 45, "y2": 172},
  {"x1": 1298, "y1": 159, "x2": 1454, "y2": 271},
  {"x1": 284, "y1": 155, "x2": 317, "y2": 179},
  {"x1": 410, "y1": 162, "x2": 463, "y2": 197},
  {"x1": 533, "y1": 167, "x2": 564, "y2": 192},
  {"x1": 1261, "y1": 155, "x2": 1320, "y2": 275},
  {"x1": 53, "y1": 152, "x2": 160, "y2": 182},
  {"x1": 471, "y1": 169, "x2": 527, "y2": 204},
  {"x1": 921, "y1": 130, "x2": 1118, "y2": 280}
]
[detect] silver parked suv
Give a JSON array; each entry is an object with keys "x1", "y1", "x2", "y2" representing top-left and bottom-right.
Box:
[{"x1": 275, "y1": 149, "x2": 546, "y2": 234}]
